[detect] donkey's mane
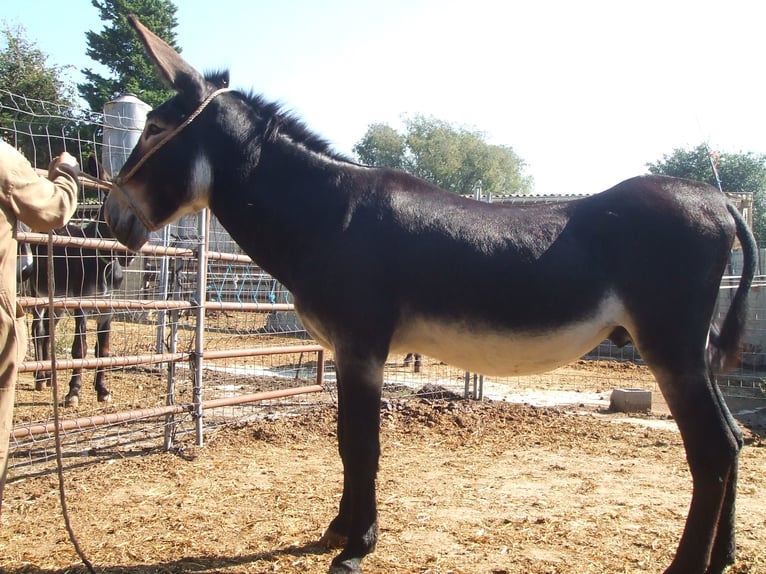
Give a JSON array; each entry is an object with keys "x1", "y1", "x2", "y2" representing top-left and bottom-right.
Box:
[{"x1": 204, "y1": 71, "x2": 352, "y2": 164}]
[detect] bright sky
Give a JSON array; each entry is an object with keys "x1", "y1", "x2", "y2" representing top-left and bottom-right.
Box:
[{"x1": 4, "y1": 0, "x2": 766, "y2": 195}]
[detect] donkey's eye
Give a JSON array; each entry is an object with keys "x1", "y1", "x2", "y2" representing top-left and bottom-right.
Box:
[{"x1": 146, "y1": 123, "x2": 163, "y2": 137}]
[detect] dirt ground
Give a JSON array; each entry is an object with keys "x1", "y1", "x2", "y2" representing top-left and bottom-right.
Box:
[{"x1": 1, "y1": 396, "x2": 765, "y2": 574}]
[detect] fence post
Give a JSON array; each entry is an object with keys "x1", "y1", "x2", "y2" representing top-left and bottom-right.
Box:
[
  {"x1": 194, "y1": 210, "x2": 210, "y2": 446},
  {"x1": 462, "y1": 181, "x2": 488, "y2": 399}
]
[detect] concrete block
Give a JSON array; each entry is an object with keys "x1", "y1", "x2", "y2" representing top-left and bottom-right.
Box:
[{"x1": 610, "y1": 388, "x2": 652, "y2": 413}]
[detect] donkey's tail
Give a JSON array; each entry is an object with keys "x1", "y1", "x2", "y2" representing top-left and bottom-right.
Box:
[{"x1": 710, "y1": 203, "x2": 758, "y2": 371}]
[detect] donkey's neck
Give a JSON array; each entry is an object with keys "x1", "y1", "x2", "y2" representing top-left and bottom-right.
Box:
[{"x1": 210, "y1": 135, "x2": 360, "y2": 290}]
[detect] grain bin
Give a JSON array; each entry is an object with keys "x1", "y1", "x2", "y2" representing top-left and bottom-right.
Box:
[{"x1": 102, "y1": 93, "x2": 152, "y2": 177}]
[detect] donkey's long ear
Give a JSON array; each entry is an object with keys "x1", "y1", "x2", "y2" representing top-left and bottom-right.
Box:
[{"x1": 128, "y1": 14, "x2": 206, "y2": 101}]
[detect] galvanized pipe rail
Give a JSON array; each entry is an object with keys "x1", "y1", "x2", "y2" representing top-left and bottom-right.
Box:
[
  {"x1": 12, "y1": 384, "x2": 324, "y2": 440},
  {"x1": 17, "y1": 296, "x2": 295, "y2": 312}
]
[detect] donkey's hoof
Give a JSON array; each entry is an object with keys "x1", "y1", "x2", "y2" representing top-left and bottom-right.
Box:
[
  {"x1": 320, "y1": 529, "x2": 348, "y2": 549},
  {"x1": 328, "y1": 557, "x2": 362, "y2": 573},
  {"x1": 98, "y1": 393, "x2": 112, "y2": 403},
  {"x1": 34, "y1": 379, "x2": 50, "y2": 391},
  {"x1": 64, "y1": 395, "x2": 79, "y2": 408}
]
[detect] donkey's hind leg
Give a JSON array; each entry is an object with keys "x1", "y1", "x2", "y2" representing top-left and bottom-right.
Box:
[
  {"x1": 650, "y1": 359, "x2": 741, "y2": 574},
  {"x1": 704, "y1": 377, "x2": 743, "y2": 573},
  {"x1": 31, "y1": 308, "x2": 50, "y2": 391},
  {"x1": 32, "y1": 308, "x2": 62, "y2": 392}
]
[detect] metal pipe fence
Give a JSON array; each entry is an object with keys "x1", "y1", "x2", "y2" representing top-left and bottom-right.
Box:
[{"x1": 10, "y1": 206, "x2": 329, "y2": 475}]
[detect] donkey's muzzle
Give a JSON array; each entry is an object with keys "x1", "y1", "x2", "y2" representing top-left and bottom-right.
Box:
[{"x1": 104, "y1": 190, "x2": 151, "y2": 252}]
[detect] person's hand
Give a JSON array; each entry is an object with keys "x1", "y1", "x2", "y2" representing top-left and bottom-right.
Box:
[{"x1": 48, "y1": 151, "x2": 80, "y2": 180}]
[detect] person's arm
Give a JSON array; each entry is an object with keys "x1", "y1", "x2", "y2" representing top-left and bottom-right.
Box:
[{"x1": 0, "y1": 142, "x2": 79, "y2": 232}]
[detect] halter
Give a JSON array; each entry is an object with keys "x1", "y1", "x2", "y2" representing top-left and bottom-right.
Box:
[{"x1": 108, "y1": 87, "x2": 232, "y2": 229}]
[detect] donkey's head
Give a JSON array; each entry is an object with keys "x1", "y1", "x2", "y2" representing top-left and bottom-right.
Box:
[{"x1": 105, "y1": 15, "x2": 231, "y2": 251}]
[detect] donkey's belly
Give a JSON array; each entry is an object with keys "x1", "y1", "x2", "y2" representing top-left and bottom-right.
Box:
[{"x1": 391, "y1": 295, "x2": 628, "y2": 376}]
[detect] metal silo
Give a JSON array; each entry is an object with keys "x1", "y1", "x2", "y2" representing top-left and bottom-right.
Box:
[{"x1": 102, "y1": 93, "x2": 152, "y2": 178}]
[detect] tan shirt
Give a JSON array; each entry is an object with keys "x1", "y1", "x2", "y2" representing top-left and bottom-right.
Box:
[
  {"x1": 0, "y1": 141, "x2": 79, "y2": 308},
  {"x1": 0, "y1": 141, "x2": 79, "y2": 371}
]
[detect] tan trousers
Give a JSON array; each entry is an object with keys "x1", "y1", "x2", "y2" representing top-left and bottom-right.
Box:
[{"x1": 0, "y1": 294, "x2": 27, "y2": 515}]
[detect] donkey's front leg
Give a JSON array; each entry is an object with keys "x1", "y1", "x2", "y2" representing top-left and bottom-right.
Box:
[
  {"x1": 325, "y1": 351, "x2": 384, "y2": 574},
  {"x1": 94, "y1": 313, "x2": 113, "y2": 403},
  {"x1": 65, "y1": 309, "x2": 87, "y2": 408}
]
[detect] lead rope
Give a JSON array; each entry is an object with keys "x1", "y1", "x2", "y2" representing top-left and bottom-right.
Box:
[
  {"x1": 47, "y1": 232, "x2": 96, "y2": 573},
  {"x1": 706, "y1": 148, "x2": 724, "y2": 193}
]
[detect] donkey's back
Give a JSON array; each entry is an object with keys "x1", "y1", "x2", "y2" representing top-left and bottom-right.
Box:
[{"x1": 327, "y1": 174, "x2": 747, "y2": 378}]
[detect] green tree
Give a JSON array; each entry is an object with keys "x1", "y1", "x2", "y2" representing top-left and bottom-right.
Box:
[
  {"x1": 0, "y1": 24, "x2": 77, "y2": 166},
  {"x1": 79, "y1": 0, "x2": 179, "y2": 111},
  {"x1": 647, "y1": 143, "x2": 766, "y2": 243},
  {"x1": 354, "y1": 115, "x2": 533, "y2": 196},
  {"x1": 353, "y1": 123, "x2": 406, "y2": 169}
]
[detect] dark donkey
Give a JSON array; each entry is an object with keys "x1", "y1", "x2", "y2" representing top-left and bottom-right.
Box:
[
  {"x1": 27, "y1": 202, "x2": 131, "y2": 407},
  {"x1": 104, "y1": 16, "x2": 757, "y2": 574}
]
